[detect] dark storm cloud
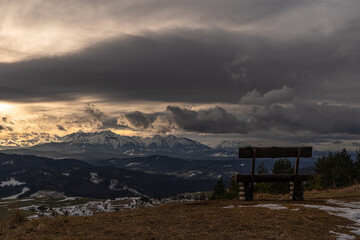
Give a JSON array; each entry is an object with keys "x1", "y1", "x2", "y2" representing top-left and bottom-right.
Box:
[
  {"x1": 239, "y1": 85, "x2": 295, "y2": 105},
  {"x1": 249, "y1": 100, "x2": 360, "y2": 135},
  {"x1": 0, "y1": 125, "x2": 13, "y2": 132},
  {"x1": 0, "y1": 32, "x2": 235, "y2": 103},
  {"x1": 56, "y1": 124, "x2": 66, "y2": 131},
  {"x1": 84, "y1": 104, "x2": 125, "y2": 129},
  {"x1": 167, "y1": 106, "x2": 247, "y2": 133},
  {"x1": 0, "y1": 23, "x2": 359, "y2": 105},
  {"x1": 124, "y1": 111, "x2": 151, "y2": 129},
  {"x1": 84, "y1": 104, "x2": 105, "y2": 120},
  {"x1": 332, "y1": 140, "x2": 342, "y2": 145},
  {"x1": 157, "y1": 101, "x2": 360, "y2": 136}
]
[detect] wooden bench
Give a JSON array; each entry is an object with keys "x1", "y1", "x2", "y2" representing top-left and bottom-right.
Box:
[{"x1": 232, "y1": 146, "x2": 312, "y2": 201}]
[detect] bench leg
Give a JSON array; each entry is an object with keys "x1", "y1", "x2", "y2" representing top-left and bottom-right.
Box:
[
  {"x1": 239, "y1": 181, "x2": 253, "y2": 201},
  {"x1": 290, "y1": 181, "x2": 304, "y2": 201}
]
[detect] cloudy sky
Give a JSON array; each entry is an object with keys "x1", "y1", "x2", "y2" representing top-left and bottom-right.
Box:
[{"x1": 0, "y1": 0, "x2": 359, "y2": 150}]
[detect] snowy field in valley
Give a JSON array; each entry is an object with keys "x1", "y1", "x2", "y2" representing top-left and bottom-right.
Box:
[{"x1": 0, "y1": 190, "x2": 201, "y2": 221}]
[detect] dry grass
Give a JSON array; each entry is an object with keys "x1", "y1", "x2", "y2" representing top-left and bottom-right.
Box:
[
  {"x1": 2, "y1": 185, "x2": 360, "y2": 239},
  {"x1": 305, "y1": 184, "x2": 360, "y2": 200},
  {"x1": 0, "y1": 197, "x2": 356, "y2": 240}
]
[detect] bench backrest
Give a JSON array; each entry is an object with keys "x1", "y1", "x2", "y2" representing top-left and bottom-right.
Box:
[
  {"x1": 238, "y1": 146, "x2": 313, "y2": 194},
  {"x1": 239, "y1": 146, "x2": 313, "y2": 158}
]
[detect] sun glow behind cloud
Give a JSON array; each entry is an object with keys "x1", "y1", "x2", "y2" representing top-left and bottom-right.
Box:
[
  {"x1": 0, "y1": 100, "x2": 174, "y2": 147},
  {"x1": 2, "y1": 0, "x2": 354, "y2": 63},
  {"x1": 0, "y1": 103, "x2": 13, "y2": 112}
]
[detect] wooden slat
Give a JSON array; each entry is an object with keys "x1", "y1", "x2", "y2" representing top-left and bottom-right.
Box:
[
  {"x1": 239, "y1": 146, "x2": 312, "y2": 158},
  {"x1": 235, "y1": 174, "x2": 310, "y2": 182}
]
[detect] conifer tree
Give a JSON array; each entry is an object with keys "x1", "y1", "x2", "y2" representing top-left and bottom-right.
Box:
[
  {"x1": 211, "y1": 177, "x2": 226, "y2": 199},
  {"x1": 314, "y1": 149, "x2": 356, "y2": 188}
]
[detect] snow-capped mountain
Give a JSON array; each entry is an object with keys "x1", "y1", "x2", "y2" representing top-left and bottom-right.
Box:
[
  {"x1": 1, "y1": 131, "x2": 243, "y2": 160},
  {"x1": 6, "y1": 131, "x2": 224, "y2": 160},
  {"x1": 59, "y1": 131, "x2": 208, "y2": 150}
]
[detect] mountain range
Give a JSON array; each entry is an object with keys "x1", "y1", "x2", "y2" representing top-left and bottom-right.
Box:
[
  {"x1": 1, "y1": 131, "x2": 237, "y2": 160},
  {"x1": 0, "y1": 131, "x2": 331, "y2": 200},
  {"x1": 0, "y1": 131, "x2": 322, "y2": 179}
]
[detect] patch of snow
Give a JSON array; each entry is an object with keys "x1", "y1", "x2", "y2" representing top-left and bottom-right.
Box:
[
  {"x1": 327, "y1": 199, "x2": 360, "y2": 209},
  {"x1": 21, "y1": 197, "x2": 157, "y2": 218},
  {"x1": 329, "y1": 231, "x2": 356, "y2": 240},
  {"x1": 122, "y1": 185, "x2": 149, "y2": 197},
  {"x1": 1, "y1": 160, "x2": 14, "y2": 165},
  {"x1": 108, "y1": 179, "x2": 147, "y2": 197},
  {"x1": 62, "y1": 173, "x2": 69, "y2": 177},
  {"x1": 124, "y1": 149, "x2": 135, "y2": 155},
  {"x1": 291, "y1": 208, "x2": 300, "y2": 211},
  {"x1": 59, "y1": 197, "x2": 81, "y2": 202},
  {"x1": 17, "y1": 198, "x2": 34, "y2": 202},
  {"x1": 109, "y1": 179, "x2": 119, "y2": 191},
  {"x1": 38, "y1": 170, "x2": 50, "y2": 175},
  {"x1": 297, "y1": 200, "x2": 360, "y2": 238},
  {"x1": 2, "y1": 187, "x2": 29, "y2": 200},
  {"x1": 238, "y1": 204, "x2": 288, "y2": 210},
  {"x1": 0, "y1": 177, "x2": 25, "y2": 187},
  {"x1": 210, "y1": 152, "x2": 237, "y2": 157},
  {"x1": 254, "y1": 204, "x2": 288, "y2": 210},
  {"x1": 125, "y1": 162, "x2": 142, "y2": 167},
  {"x1": 89, "y1": 172, "x2": 102, "y2": 184},
  {"x1": 11, "y1": 170, "x2": 26, "y2": 175},
  {"x1": 296, "y1": 203, "x2": 360, "y2": 225},
  {"x1": 31, "y1": 190, "x2": 64, "y2": 198},
  {"x1": 346, "y1": 226, "x2": 360, "y2": 236},
  {"x1": 223, "y1": 205, "x2": 235, "y2": 209}
]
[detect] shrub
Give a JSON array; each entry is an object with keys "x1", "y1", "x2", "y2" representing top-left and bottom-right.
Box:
[
  {"x1": 224, "y1": 179, "x2": 239, "y2": 199},
  {"x1": 211, "y1": 177, "x2": 238, "y2": 199},
  {"x1": 313, "y1": 149, "x2": 356, "y2": 188}
]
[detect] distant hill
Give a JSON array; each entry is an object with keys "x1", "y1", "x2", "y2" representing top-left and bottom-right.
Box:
[
  {"x1": 94, "y1": 155, "x2": 249, "y2": 180},
  {"x1": 94, "y1": 154, "x2": 316, "y2": 180},
  {"x1": 0, "y1": 153, "x2": 215, "y2": 200}
]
